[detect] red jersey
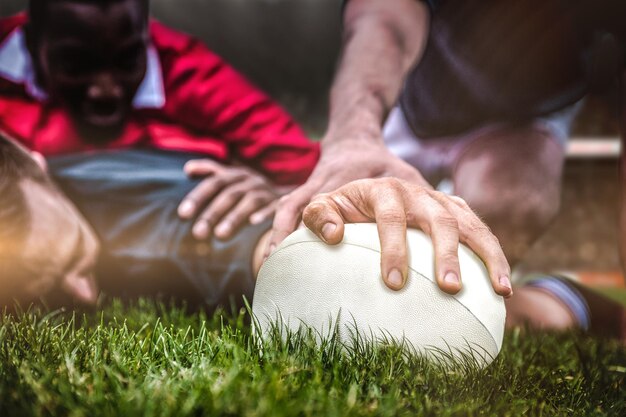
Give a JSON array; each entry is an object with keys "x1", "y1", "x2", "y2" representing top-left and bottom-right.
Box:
[{"x1": 0, "y1": 14, "x2": 319, "y2": 185}]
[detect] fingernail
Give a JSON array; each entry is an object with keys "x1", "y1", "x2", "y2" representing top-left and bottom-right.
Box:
[
  {"x1": 193, "y1": 221, "x2": 209, "y2": 239},
  {"x1": 444, "y1": 272, "x2": 459, "y2": 284},
  {"x1": 499, "y1": 275, "x2": 512, "y2": 290},
  {"x1": 269, "y1": 243, "x2": 276, "y2": 254},
  {"x1": 215, "y1": 222, "x2": 231, "y2": 238},
  {"x1": 250, "y1": 213, "x2": 264, "y2": 225},
  {"x1": 184, "y1": 161, "x2": 197, "y2": 171},
  {"x1": 387, "y1": 269, "x2": 404, "y2": 288},
  {"x1": 178, "y1": 201, "x2": 195, "y2": 218},
  {"x1": 75, "y1": 278, "x2": 97, "y2": 303},
  {"x1": 321, "y1": 223, "x2": 337, "y2": 241}
]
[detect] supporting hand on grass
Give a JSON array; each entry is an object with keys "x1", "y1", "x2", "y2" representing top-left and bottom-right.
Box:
[
  {"x1": 178, "y1": 159, "x2": 278, "y2": 240},
  {"x1": 301, "y1": 177, "x2": 513, "y2": 297}
]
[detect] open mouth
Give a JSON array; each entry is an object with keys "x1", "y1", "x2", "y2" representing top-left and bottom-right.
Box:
[{"x1": 83, "y1": 100, "x2": 125, "y2": 128}]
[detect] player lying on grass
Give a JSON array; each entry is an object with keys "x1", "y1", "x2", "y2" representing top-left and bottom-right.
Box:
[
  {"x1": 1, "y1": 133, "x2": 625, "y2": 343},
  {"x1": 0, "y1": 136, "x2": 269, "y2": 307},
  {"x1": 0, "y1": 0, "x2": 319, "y2": 244},
  {"x1": 0, "y1": 134, "x2": 510, "y2": 310},
  {"x1": 269, "y1": 0, "x2": 626, "y2": 339}
]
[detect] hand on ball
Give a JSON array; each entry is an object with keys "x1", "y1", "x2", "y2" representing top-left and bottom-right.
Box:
[{"x1": 301, "y1": 178, "x2": 513, "y2": 297}]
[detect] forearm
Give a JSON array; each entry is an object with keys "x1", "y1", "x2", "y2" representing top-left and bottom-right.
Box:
[{"x1": 326, "y1": 0, "x2": 430, "y2": 143}]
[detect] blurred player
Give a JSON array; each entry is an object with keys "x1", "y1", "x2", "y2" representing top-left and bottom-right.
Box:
[
  {"x1": 0, "y1": 0, "x2": 319, "y2": 243},
  {"x1": 271, "y1": 0, "x2": 626, "y2": 339}
]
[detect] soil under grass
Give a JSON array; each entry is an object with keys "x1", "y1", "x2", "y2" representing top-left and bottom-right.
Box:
[{"x1": 0, "y1": 299, "x2": 625, "y2": 417}]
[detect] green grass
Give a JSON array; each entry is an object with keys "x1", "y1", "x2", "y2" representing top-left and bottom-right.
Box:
[
  {"x1": 1, "y1": 299, "x2": 625, "y2": 417},
  {"x1": 596, "y1": 288, "x2": 626, "y2": 306}
]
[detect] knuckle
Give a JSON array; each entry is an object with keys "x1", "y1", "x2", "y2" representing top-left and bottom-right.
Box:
[
  {"x1": 430, "y1": 190, "x2": 447, "y2": 200},
  {"x1": 278, "y1": 194, "x2": 292, "y2": 205},
  {"x1": 450, "y1": 195, "x2": 470, "y2": 209},
  {"x1": 309, "y1": 192, "x2": 332, "y2": 205},
  {"x1": 212, "y1": 177, "x2": 227, "y2": 189},
  {"x1": 405, "y1": 210, "x2": 421, "y2": 225},
  {"x1": 253, "y1": 192, "x2": 276, "y2": 207},
  {"x1": 218, "y1": 191, "x2": 241, "y2": 207},
  {"x1": 232, "y1": 187, "x2": 247, "y2": 199},
  {"x1": 279, "y1": 198, "x2": 304, "y2": 214},
  {"x1": 438, "y1": 252, "x2": 460, "y2": 269},
  {"x1": 477, "y1": 236, "x2": 506, "y2": 261},
  {"x1": 247, "y1": 178, "x2": 263, "y2": 188},
  {"x1": 464, "y1": 216, "x2": 490, "y2": 236},
  {"x1": 377, "y1": 209, "x2": 406, "y2": 226},
  {"x1": 304, "y1": 200, "x2": 328, "y2": 212},
  {"x1": 247, "y1": 193, "x2": 268, "y2": 206},
  {"x1": 486, "y1": 249, "x2": 508, "y2": 270},
  {"x1": 432, "y1": 212, "x2": 459, "y2": 230},
  {"x1": 302, "y1": 201, "x2": 329, "y2": 223},
  {"x1": 198, "y1": 211, "x2": 217, "y2": 224},
  {"x1": 225, "y1": 212, "x2": 246, "y2": 225},
  {"x1": 409, "y1": 182, "x2": 430, "y2": 196},
  {"x1": 382, "y1": 177, "x2": 404, "y2": 192}
]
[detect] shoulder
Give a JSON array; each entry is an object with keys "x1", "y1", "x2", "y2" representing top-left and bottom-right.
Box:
[
  {"x1": 149, "y1": 20, "x2": 227, "y2": 93},
  {"x1": 149, "y1": 20, "x2": 213, "y2": 57},
  {"x1": 0, "y1": 13, "x2": 27, "y2": 43},
  {"x1": 149, "y1": 20, "x2": 224, "y2": 77}
]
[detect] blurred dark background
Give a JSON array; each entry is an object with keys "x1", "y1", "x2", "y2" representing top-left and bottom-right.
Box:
[{"x1": 0, "y1": 0, "x2": 622, "y2": 277}]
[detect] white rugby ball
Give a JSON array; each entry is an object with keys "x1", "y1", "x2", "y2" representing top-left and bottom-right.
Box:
[{"x1": 253, "y1": 223, "x2": 506, "y2": 367}]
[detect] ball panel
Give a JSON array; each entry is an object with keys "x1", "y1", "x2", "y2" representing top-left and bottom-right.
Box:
[
  {"x1": 274, "y1": 224, "x2": 505, "y2": 351},
  {"x1": 254, "y1": 238, "x2": 501, "y2": 365}
]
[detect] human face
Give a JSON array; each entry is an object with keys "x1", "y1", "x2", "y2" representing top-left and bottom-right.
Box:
[
  {"x1": 29, "y1": 0, "x2": 148, "y2": 139},
  {"x1": 0, "y1": 176, "x2": 100, "y2": 307}
]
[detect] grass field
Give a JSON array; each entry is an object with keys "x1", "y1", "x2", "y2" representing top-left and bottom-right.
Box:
[{"x1": 1, "y1": 297, "x2": 625, "y2": 417}]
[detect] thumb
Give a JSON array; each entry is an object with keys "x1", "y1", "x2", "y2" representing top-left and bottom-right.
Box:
[
  {"x1": 30, "y1": 151, "x2": 48, "y2": 172},
  {"x1": 62, "y1": 273, "x2": 99, "y2": 305},
  {"x1": 184, "y1": 159, "x2": 223, "y2": 177},
  {"x1": 266, "y1": 184, "x2": 317, "y2": 256}
]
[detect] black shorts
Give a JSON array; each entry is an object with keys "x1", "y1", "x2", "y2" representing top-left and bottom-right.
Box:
[{"x1": 48, "y1": 149, "x2": 270, "y2": 310}]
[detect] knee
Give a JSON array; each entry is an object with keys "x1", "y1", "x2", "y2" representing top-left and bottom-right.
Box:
[
  {"x1": 470, "y1": 188, "x2": 560, "y2": 235},
  {"x1": 463, "y1": 188, "x2": 560, "y2": 263}
]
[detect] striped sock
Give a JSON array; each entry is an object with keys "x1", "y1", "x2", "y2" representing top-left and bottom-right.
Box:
[{"x1": 526, "y1": 276, "x2": 591, "y2": 331}]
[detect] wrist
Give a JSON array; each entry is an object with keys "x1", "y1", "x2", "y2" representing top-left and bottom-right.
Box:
[{"x1": 325, "y1": 118, "x2": 385, "y2": 146}]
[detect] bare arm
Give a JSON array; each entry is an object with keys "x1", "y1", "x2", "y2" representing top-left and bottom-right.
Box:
[
  {"x1": 265, "y1": 1, "x2": 512, "y2": 295},
  {"x1": 327, "y1": 0, "x2": 430, "y2": 144},
  {"x1": 270, "y1": 0, "x2": 431, "y2": 247}
]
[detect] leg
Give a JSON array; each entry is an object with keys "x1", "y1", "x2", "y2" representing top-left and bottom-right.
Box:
[
  {"x1": 452, "y1": 124, "x2": 565, "y2": 264},
  {"x1": 507, "y1": 274, "x2": 626, "y2": 341},
  {"x1": 450, "y1": 124, "x2": 584, "y2": 331},
  {"x1": 452, "y1": 121, "x2": 626, "y2": 340}
]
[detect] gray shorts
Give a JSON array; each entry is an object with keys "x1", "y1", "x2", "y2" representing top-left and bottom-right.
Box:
[{"x1": 49, "y1": 150, "x2": 270, "y2": 310}]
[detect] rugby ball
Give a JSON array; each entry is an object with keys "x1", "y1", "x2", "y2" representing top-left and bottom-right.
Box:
[{"x1": 253, "y1": 223, "x2": 506, "y2": 367}]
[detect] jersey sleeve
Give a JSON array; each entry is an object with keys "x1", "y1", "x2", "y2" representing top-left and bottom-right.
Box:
[{"x1": 154, "y1": 23, "x2": 319, "y2": 186}]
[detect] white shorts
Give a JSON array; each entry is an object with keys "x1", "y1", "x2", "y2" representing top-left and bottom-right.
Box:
[{"x1": 382, "y1": 102, "x2": 583, "y2": 190}]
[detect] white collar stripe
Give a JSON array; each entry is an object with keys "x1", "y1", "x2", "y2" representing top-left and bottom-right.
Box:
[{"x1": 0, "y1": 27, "x2": 165, "y2": 109}]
